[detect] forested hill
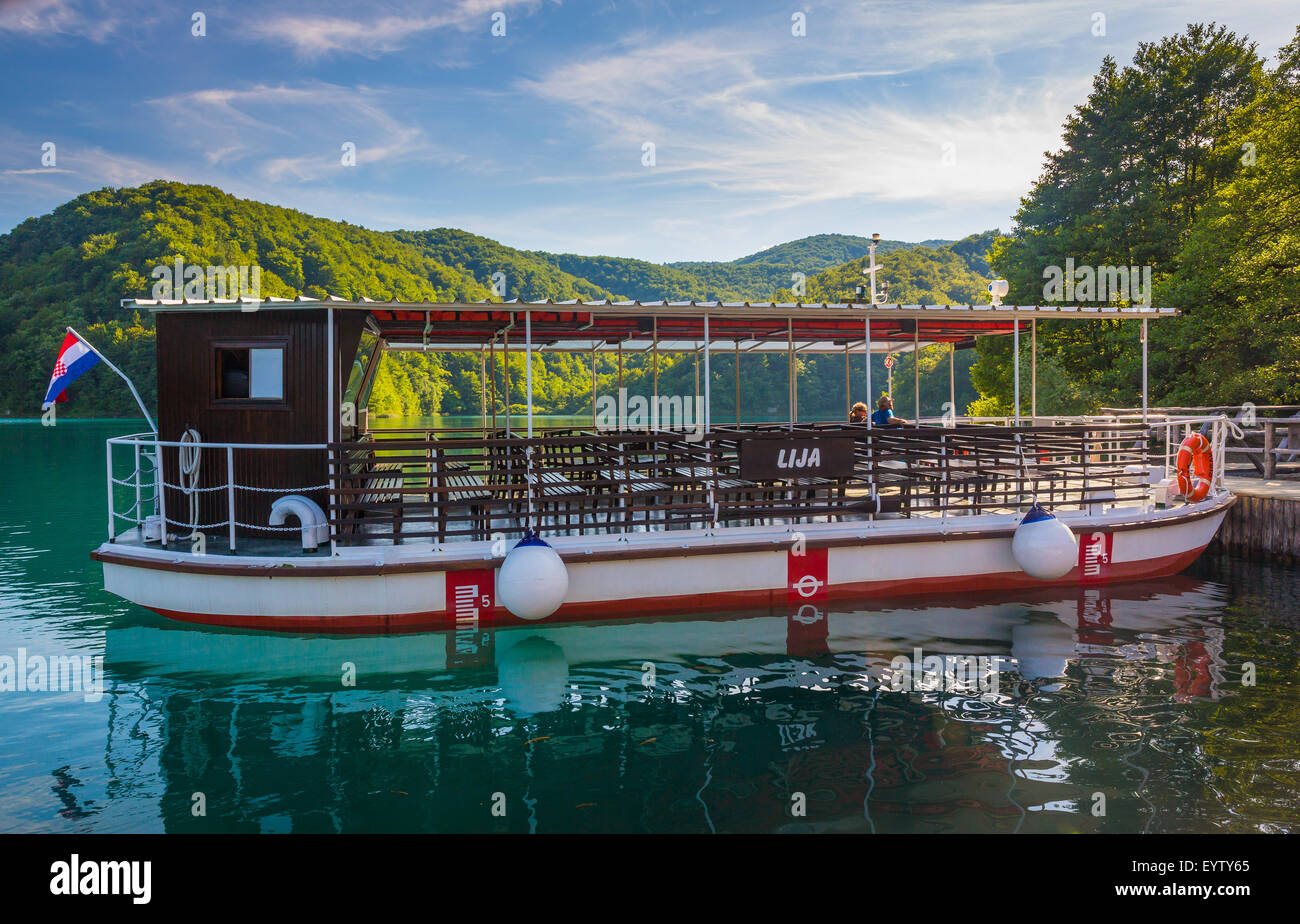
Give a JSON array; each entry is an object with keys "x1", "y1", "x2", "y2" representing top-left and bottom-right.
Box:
[
  {"x1": 775, "y1": 232, "x2": 997, "y2": 304},
  {"x1": 0, "y1": 180, "x2": 990, "y2": 419},
  {"x1": 723, "y1": 233, "x2": 952, "y2": 269},
  {"x1": 0, "y1": 182, "x2": 494, "y2": 418}
]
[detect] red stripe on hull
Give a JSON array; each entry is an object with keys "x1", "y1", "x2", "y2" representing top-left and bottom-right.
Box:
[{"x1": 140, "y1": 543, "x2": 1211, "y2": 635}]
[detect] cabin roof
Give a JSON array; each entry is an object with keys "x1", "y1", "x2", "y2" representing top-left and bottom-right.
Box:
[{"x1": 126, "y1": 296, "x2": 1174, "y2": 353}]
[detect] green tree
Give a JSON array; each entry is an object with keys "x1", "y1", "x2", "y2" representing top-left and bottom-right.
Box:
[{"x1": 979, "y1": 23, "x2": 1267, "y2": 413}]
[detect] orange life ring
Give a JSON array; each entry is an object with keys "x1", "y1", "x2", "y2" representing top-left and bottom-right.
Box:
[{"x1": 1175, "y1": 433, "x2": 1212, "y2": 502}]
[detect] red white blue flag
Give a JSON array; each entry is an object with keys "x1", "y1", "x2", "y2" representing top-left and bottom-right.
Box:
[{"x1": 42, "y1": 330, "x2": 100, "y2": 408}]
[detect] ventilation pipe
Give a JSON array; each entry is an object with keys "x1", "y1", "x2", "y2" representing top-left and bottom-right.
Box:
[{"x1": 269, "y1": 494, "x2": 329, "y2": 551}]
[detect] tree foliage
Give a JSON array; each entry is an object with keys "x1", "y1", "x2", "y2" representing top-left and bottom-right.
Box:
[{"x1": 979, "y1": 22, "x2": 1293, "y2": 414}]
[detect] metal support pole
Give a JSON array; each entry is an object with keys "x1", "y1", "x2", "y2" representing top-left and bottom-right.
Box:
[
  {"x1": 735, "y1": 342, "x2": 741, "y2": 425},
  {"x1": 845, "y1": 343, "x2": 851, "y2": 419},
  {"x1": 949, "y1": 341, "x2": 956, "y2": 424},
  {"x1": 132, "y1": 441, "x2": 141, "y2": 529},
  {"x1": 703, "y1": 313, "x2": 711, "y2": 433},
  {"x1": 913, "y1": 322, "x2": 920, "y2": 423},
  {"x1": 227, "y1": 445, "x2": 236, "y2": 552},
  {"x1": 106, "y1": 442, "x2": 115, "y2": 541},
  {"x1": 1031, "y1": 318, "x2": 1038, "y2": 422},
  {"x1": 525, "y1": 311, "x2": 533, "y2": 438},
  {"x1": 652, "y1": 317, "x2": 659, "y2": 403},
  {"x1": 503, "y1": 327, "x2": 511, "y2": 437},
  {"x1": 788, "y1": 319, "x2": 795, "y2": 429},
  {"x1": 1013, "y1": 316, "x2": 1020, "y2": 426},
  {"x1": 480, "y1": 346, "x2": 487, "y2": 434},
  {"x1": 1141, "y1": 318, "x2": 1149, "y2": 424},
  {"x1": 591, "y1": 348, "x2": 598, "y2": 430},
  {"x1": 156, "y1": 436, "x2": 167, "y2": 547},
  {"x1": 865, "y1": 314, "x2": 873, "y2": 429},
  {"x1": 326, "y1": 307, "x2": 336, "y2": 554}
]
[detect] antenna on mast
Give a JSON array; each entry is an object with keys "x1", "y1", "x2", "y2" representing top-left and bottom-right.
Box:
[{"x1": 857, "y1": 233, "x2": 887, "y2": 304}]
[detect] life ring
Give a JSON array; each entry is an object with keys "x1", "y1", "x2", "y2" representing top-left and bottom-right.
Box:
[{"x1": 1175, "y1": 433, "x2": 1212, "y2": 502}]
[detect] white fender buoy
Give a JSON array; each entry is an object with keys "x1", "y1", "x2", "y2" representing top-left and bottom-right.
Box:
[
  {"x1": 1010, "y1": 617, "x2": 1076, "y2": 682},
  {"x1": 1011, "y1": 503, "x2": 1077, "y2": 580},
  {"x1": 497, "y1": 531, "x2": 569, "y2": 621}
]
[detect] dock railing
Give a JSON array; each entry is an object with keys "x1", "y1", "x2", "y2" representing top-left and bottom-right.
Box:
[{"x1": 1101, "y1": 405, "x2": 1298, "y2": 478}]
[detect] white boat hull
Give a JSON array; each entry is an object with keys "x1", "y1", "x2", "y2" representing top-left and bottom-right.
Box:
[{"x1": 93, "y1": 495, "x2": 1233, "y2": 633}]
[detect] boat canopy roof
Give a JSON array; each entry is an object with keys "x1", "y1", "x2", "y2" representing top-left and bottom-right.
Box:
[{"x1": 125, "y1": 296, "x2": 1175, "y2": 354}]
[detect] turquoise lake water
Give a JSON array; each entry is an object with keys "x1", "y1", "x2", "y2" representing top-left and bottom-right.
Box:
[{"x1": 1, "y1": 419, "x2": 1298, "y2": 833}]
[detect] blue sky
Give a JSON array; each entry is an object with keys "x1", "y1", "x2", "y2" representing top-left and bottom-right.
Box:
[{"x1": 1, "y1": 0, "x2": 1295, "y2": 262}]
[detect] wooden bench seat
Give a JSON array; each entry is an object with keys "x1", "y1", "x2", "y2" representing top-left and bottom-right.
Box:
[{"x1": 433, "y1": 460, "x2": 493, "y2": 542}]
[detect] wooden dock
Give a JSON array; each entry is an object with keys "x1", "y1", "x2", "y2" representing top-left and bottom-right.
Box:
[{"x1": 1212, "y1": 475, "x2": 1300, "y2": 560}]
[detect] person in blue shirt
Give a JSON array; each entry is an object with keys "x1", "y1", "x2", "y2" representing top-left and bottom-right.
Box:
[{"x1": 870, "y1": 394, "x2": 907, "y2": 427}]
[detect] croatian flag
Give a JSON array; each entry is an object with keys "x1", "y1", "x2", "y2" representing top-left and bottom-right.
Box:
[{"x1": 42, "y1": 331, "x2": 100, "y2": 408}]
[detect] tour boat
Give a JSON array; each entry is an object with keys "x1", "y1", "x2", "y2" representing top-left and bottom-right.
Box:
[{"x1": 89, "y1": 293, "x2": 1235, "y2": 633}]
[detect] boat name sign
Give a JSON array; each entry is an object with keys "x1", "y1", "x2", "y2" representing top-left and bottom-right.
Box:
[{"x1": 739, "y1": 437, "x2": 856, "y2": 480}]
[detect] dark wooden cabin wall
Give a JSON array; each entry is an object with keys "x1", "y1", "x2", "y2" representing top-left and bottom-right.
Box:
[{"x1": 156, "y1": 309, "x2": 366, "y2": 543}]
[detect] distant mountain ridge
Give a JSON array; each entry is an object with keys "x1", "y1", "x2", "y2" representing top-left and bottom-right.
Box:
[
  {"x1": 716, "y1": 233, "x2": 954, "y2": 269},
  {"x1": 529, "y1": 234, "x2": 969, "y2": 302}
]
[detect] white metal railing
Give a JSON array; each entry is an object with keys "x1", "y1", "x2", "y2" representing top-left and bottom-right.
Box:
[
  {"x1": 1138, "y1": 414, "x2": 1240, "y2": 494},
  {"x1": 104, "y1": 417, "x2": 1233, "y2": 553},
  {"x1": 105, "y1": 432, "x2": 327, "y2": 551}
]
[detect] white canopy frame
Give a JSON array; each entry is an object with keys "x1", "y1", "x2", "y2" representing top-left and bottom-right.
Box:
[{"x1": 134, "y1": 297, "x2": 1172, "y2": 439}]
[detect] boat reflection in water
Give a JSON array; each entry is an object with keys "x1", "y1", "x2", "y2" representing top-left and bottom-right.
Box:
[{"x1": 103, "y1": 576, "x2": 1230, "y2": 833}]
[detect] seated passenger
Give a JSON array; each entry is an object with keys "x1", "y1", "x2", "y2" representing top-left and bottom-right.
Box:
[
  {"x1": 871, "y1": 394, "x2": 907, "y2": 427},
  {"x1": 849, "y1": 401, "x2": 870, "y2": 423}
]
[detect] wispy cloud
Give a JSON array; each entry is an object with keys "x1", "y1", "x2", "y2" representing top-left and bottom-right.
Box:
[
  {"x1": 146, "y1": 82, "x2": 479, "y2": 183},
  {"x1": 513, "y1": 19, "x2": 1087, "y2": 214},
  {"x1": 3, "y1": 0, "x2": 1297, "y2": 261},
  {"x1": 245, "y1": 0, "x2": 541, "y2": 58},
  {"x1": 0, "y1": 0, "x2": 127, "y2": 42},
  {"x1": 0, "y1": 128, "x2": 180, "y2": 209}
]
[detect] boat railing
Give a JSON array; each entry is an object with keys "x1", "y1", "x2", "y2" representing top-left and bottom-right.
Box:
[
  {"x1": 104, "y1": 418, "x2": 1233, "y2": 551},
  {"x1": 327, "y1": 422, "x2": 1160, "y2": 546},
  {"x1": 1102, "y1": 406, "x2": 1300, "y2": 479},
  {"x1": 1137, "y1": 414, "x2": 1241, "y2": 493},
  {"x1": 105, "y1": 432, "x2": 328, "y2": 551}
]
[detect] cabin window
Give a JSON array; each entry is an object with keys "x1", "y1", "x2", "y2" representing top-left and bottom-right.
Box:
[
  {"x1": 341, "y1": 331, "x2": 382, "y2": 438},
  {"x1": 343, "y1": 332, "x2": 379, "y2": 409},
  {"x1": 216, "y1": 345, "x2": 284, "y2": 401}
]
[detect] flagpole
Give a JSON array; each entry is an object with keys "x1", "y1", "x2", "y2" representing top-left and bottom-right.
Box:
[{"x1": 62, "y1": 326, "x2": 157, "y2": 433}]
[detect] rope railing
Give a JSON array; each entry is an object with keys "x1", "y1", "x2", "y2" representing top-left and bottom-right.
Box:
[{"x1": 105, "y1": 432, "x2": 331, "y2": 550}]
